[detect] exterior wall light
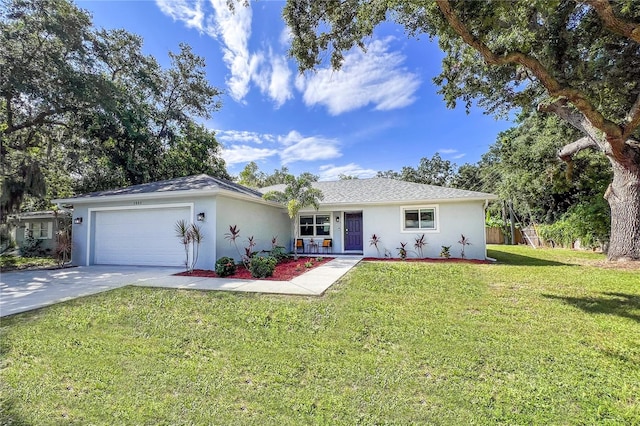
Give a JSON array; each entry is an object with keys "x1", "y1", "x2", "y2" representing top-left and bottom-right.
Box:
[
  {"x1": 74, "y1": 217, "x2": 83, "y2": 224},
  {"x1": 336, "y1": 216, "x2": 340, "y2": 222},
  {"x1": 197, "y1": 212, "x2": 206, "y2": 222}
]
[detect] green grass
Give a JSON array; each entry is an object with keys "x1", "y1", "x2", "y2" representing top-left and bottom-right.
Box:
[
  {"x1": 1, "y1": 245, "x2": 638, "y2": 424},
  {"x1": 0, "y1": 254, "x2": 57, "y2": 272}
]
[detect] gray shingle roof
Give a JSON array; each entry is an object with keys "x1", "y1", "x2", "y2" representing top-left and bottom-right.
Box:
[
  {"x1": 68, "y1": 174, "x2": 264, "y2": 200},
  {"x1": 260, "y1": 178, "x2": 496, "y2": 204}
]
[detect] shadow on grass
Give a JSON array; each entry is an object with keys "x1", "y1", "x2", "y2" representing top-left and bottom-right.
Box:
[
  {"x1": 542, "y1": 292, "x2": 640, "y2": 323},
  {"x1": 487, "y1": 250, "x2": 572, "y2": 267}
]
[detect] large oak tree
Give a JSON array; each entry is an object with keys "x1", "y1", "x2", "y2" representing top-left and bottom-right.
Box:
[
  {"x1": 283, "y1": 0, "x2": 640, "y2": 261},
  {"x1": 1, "y1": 0, "x2": 228, "y2": 216}
]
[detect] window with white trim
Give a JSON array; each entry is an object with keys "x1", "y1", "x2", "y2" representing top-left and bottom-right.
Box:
[
  {"x1": 299, "y1": 214, "x2": 331, "y2": 237},
  {"x1": 25, "y1": 222, "x2": 52, "y2": 239},
  {"x1": 402, "y1": 207, "x2": 437, "y2": 231}
]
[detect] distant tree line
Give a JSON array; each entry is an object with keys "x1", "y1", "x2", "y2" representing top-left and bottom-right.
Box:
[{"x1": 238, "y1": 110, "x2": 610, "y2": 248}]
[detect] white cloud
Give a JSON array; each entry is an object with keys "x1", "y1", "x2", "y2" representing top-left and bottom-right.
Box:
[
  {"x1": 295, "y1": 38, "x2": 421, "y2": 115},
  {"x1": 251, "y1": 48, "x2": 293, "y2": 108},
  {"x1": 437, "y1": 148, "x2": 466, "y2": 159},
  {"x1": 156, "y1": 1, "x2": 291, "y2": 106},
  {"x1": 217, "y1": 130, "x2": 274, "y2": 144},
  {"x1": 221, "y1": 145, "x2": 278, "y2": 165},
  {"x1": 278, "y1": 131, "x2": 341, "y2": 164},
  {"x1": 155, "y1": 4, "x2": 417, "y2": 112},
  {"x1": 205, "y1": 0, "x2": 255, "y2": 102},
  {"x1": 155, "y1": 0, "x2": 205, "y2": 31},
  {"x1": 318, "y1": 163, "x2": 378, "y2": 181},
  {"x1": 219, "y1": 129, "x2": 342, "y2": 166},
  {"x1": 279, "y1": 26, "x2": 292, "y2": 47}
]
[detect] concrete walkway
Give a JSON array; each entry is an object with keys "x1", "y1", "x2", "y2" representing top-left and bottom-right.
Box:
[{"x1": 0, "y1": 257, "x2": 361, "y2": 317}]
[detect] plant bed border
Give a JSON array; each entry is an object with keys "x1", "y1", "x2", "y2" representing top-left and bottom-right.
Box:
[
  {"x1": 363, "y1": 257, "x2": 493, "y2": 264},
  {"x1": 174, "y1": 256, "x2": 334, "y2": 280}
]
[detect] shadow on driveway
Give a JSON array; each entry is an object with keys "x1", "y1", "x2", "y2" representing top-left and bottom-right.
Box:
[{"x1": 0, "y1": 266, "x2": 182, "y2": 317}]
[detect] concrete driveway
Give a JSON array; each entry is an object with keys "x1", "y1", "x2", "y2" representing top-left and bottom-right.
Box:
[
  {"x1": 0, "y1": 265, "x2": 182, "y2": 317},
  {"x1": 0, "y1": 257, "x2": 361, "y2": 317}
]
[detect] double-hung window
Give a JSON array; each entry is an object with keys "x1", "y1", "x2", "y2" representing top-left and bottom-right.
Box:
[
  {"x1": 25, "y1": 222, "x2": 51, "y2": 239},
  {"x1": 402, "y1": 206, "x2": 438, "y2": 232},
  {"x1": 299, "y1": 214, "x2": 331, "y2": 237}
]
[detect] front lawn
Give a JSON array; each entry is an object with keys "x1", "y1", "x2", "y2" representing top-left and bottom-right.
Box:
[
  {"x1": 0, "y1": 254, "x2": 57, "y2": 272},
  {"x1": 1, "y1": 245, "x2": 638, "y2": 424}
]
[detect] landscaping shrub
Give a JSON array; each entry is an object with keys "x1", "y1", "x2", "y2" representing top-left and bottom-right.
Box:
[
  {"x1": 249, "y1": 256, "x2": 277, "y2": 278},
  {"x1": 215, "y1": 256, "x2": 237, "y2": 277},
  {"x1": 19, "y1": 236, "x2": 46, "y2": 258},
  {"x1": 269, "y1": 245, "x2": 289, "y2": 263}
]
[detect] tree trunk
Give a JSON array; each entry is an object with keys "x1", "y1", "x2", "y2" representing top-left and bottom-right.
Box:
[{"x1": 605, "y1": 156, "x2": 640, "y2": 261}]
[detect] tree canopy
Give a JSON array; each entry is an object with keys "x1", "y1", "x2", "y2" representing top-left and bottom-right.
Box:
[{"x1": 1, "y1": 0, "x2": 228, "y2": 217}]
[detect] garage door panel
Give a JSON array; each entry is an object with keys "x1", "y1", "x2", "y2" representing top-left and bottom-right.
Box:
[{"x1": 94, "y1": 207, "x2": 190, "y2": 266}]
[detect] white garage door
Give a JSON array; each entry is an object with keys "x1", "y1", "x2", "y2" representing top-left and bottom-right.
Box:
[{"x1": 94, "y1": 207, "x2": 191, "y2": 266}]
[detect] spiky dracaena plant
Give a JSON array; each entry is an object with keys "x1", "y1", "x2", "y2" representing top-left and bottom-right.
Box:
[
  {"x1": 175, "y1": 220, "x2": 204, "y2": 272},
  {"x1": 370, "y1": 234, "x2": 382, "y2": 257},
  {"x1": 397, "y1": 242, "x2": 408, "y2": 260},
  {"x1": 243, "y1": 235, "x2": 257, "y2": 269},
  {"x1": 54, "y1": 227, "x2": 72, "y2": 267},
  {"x1": 458, "y1": 234, "x2": 471, "y2": 259},
  {"x1": 414, "y1": 234, "x2": 427, "y2": 258},
  {"x1": 224, "y1": 225, "x2": 243, "y2": 260},
  {"x1": 190, "y1": 224, "x2": 203, "y2": 271}
]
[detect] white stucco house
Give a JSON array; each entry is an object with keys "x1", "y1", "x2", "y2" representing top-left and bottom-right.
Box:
[{"x1": 53, "y1": 174, "x2": 497, "y2": 268}]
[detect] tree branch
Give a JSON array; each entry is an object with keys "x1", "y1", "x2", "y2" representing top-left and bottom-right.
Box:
[
  {"x1": 4, "y1": 106, "x2": 75, "y2": 135},
  {"x1": 538, "y1": 100, "x2": 601, "y2": 141},
  {"x1": 558, "y1": 136, "x2": 598, "y2": 161},
  {"x1": 584, "y1": 0, "x2": 640, "y2": 44},
  {"x1": 435, "y1": 0, "x2": 623, "y2": 139},
  {"x1": 623, "y1": 92, "x2": 640, "y2": 139}
]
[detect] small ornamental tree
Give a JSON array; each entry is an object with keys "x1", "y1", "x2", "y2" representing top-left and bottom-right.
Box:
[
  {"x1": 175, "y1": 219, "x2": 203, "y2": 272},
  {"x1": 263, "y1": 175, "x2": 324, "y2": 259}
]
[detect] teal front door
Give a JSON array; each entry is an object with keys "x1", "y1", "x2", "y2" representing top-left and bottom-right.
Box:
[{"x1": 344, "y1": 213, "x2": 363, "y2": 251}]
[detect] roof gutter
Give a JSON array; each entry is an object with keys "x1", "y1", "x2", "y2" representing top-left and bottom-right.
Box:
[{"x1": 52, "y1": 188, "x2": 286, "y2": 209}]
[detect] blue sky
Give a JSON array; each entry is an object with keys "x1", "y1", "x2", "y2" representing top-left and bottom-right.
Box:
[{"x1": 78, "y1": 0, "x2": 513, "y2": 180}]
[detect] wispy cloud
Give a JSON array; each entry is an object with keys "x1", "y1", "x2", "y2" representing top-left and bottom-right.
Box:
[
  {"x1": 204, "y1": 0, "x2": 254, "y2": 102},
  {"x1": 217, "y1": 130, "x2": 274, "y2": 144},
  {"x1": 155, "y1": 3, "x2": 419, "y2": 113},
  {"x1": 156, "y1": 0, "x2": 292, "y2": 107},
  {"x1": 437, "y1": 148, "x2": 466, "y2": 160},
  {"x1": 318, "y1": 163, "x2": 378, "y2": 181},
  {"x1": 221, "y1": 145, "x2": 278, "y2": 165},
  {"x1": 155, "y1": 0, "x2": 204, "y2": 31},
  {"x1": 251, "y1": 48, "x2": 293, "y2": 108},
  {"x1": 278, "y1": 131, "x2": 341, "y2": 164},
  {"x1": 219, "y1": 129, "x2": 342, "y2": 166},
  {"x1": 295, "y1": 38, "x2": 421, "y2": 115},
  {"x1": 438, "y1": 148, "x2": 458, "y2": 154}
]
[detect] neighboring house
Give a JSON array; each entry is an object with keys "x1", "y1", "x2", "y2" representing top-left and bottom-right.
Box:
[
  {"x1": 53, "y1": 174, "x2": 497, "y2": 268},
  {"x1": 7, "y1": 210, "x2": 71, "y2": 254}
]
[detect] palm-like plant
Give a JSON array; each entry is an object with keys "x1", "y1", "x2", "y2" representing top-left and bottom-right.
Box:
[
  {"x1": 263, "y1": 175, "x2": 323, "y2": 259},
  {"x1": 175, "y1": 219, "x2": 204, "y2": 272}
]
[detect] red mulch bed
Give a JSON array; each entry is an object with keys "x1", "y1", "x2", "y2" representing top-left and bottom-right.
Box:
[
  {"x1": 363, "y1": 257, "x2": 493, "y2": 264},
  {"x1": 174, "y1": 257, "x2": 334, "y2": 281}
]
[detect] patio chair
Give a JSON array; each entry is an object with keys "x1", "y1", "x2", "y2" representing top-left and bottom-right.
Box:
[
  {"x1": 296, "y1": 239, "x2": 304, "y2": 253},
  {"x1": 321, "y1": 238, "x2": 332, "y2": 254}
]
